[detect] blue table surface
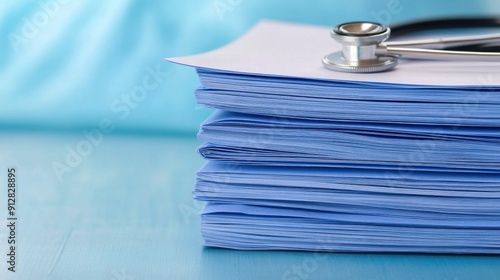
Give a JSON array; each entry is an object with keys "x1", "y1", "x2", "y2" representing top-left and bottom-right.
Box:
[{"x1": 0, "y1": 131, "x2": 499, "y2": 280}]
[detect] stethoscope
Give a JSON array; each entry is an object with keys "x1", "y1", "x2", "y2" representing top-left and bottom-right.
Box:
[{"x1": 323, "y1": 17, "x2": 500, "y2": 73}]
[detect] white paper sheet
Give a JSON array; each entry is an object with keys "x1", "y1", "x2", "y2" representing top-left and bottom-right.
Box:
[{"x1": 167, "y1": 20, "x2": 500, "y2": 86}]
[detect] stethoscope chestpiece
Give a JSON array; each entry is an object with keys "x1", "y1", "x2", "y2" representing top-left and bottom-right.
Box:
[{"x1": 323, "y1": 22, "x2": 398, "y2": 73}]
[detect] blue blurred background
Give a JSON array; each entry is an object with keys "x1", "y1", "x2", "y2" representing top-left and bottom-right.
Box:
[
  {"x1": 1, "y1": 0, "x2": 499, "y2": 136},
  {"x1": 2, "y1": 1, "x2": 500, "y2": 279}
]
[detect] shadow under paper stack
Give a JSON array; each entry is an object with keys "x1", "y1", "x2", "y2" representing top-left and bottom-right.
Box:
[{"x1": 169, "y1": 21, "x2": 500, "y2": 253}]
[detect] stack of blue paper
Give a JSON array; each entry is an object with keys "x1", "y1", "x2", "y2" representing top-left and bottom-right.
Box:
[{"x1": 169, "y1": 21, "x2": 500, "y2": 253}]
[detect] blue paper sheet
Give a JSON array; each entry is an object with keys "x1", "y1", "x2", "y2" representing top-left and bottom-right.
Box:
[
  {"x1": 198, "y1": 111, "x2": 500, "y2": 171},
  {"x1": 168, "y1": 20, "x2": 500, "y2": 254}
]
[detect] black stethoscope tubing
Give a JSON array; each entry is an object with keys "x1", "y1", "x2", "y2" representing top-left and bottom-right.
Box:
[{"x1": 390, "y1": 17, "x2": 500, "y2": 52}]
